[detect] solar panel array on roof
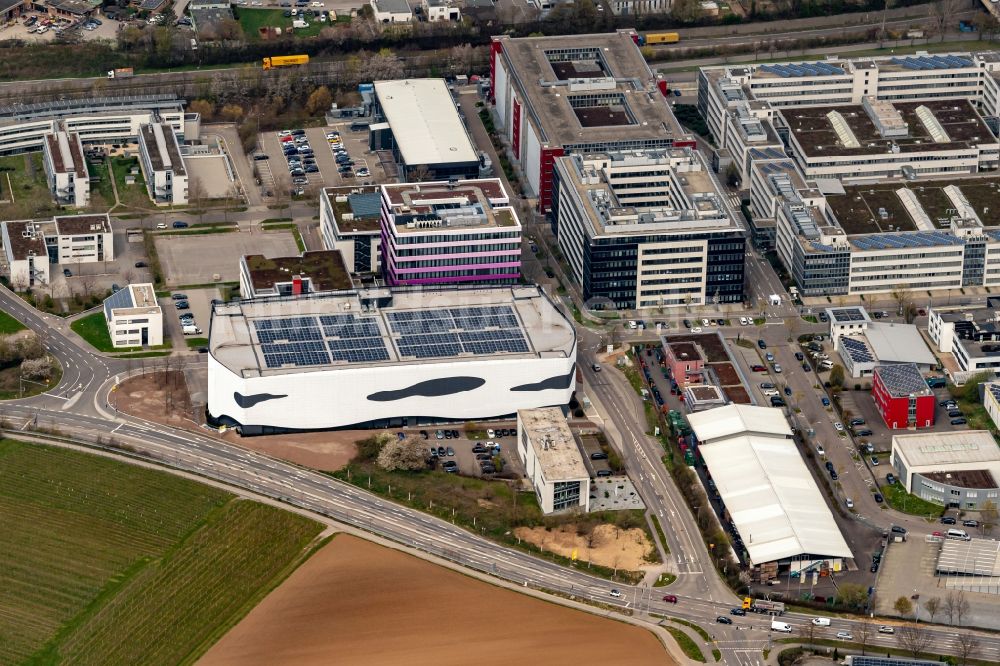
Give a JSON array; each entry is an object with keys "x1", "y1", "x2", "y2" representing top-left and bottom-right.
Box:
[
  {"x1": 253, "y1": 314, "x2": 389, "y2": 367},
  {"x1": 876, "y1": 364, "x2": 930, "y2": 397},
  {"x1": 840, "y1": 336, "x2": 875, "y2": 363},
  {"x1": 890, "y1": 55, "x2": 973, "y2": 70},
  {"x1": 850, "y1": 231, "x2": 964, "y2": 250},
  {"x1": 348, "y1": 192, "x2": 382, "y2": 219},
  {"x1": 991, "y1": 384, "x2": 1000, "y2": 403},
  {"x1": 831, "y1": 308, "x2": 866, "y2": 322},
  {"x1": 388, "y1": 305, "x2": 529, "y2": 360},
  {"x1": 760, "y1": 62, "x2": 844, "y2": 77},
  {"x1": 103, "y1": 286, "x2": 135, "y2": 320}
]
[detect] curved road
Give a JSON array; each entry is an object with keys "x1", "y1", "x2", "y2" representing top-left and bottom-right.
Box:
[{"x1": 1, "y1": 284, "x2": 998, "y2": 664}]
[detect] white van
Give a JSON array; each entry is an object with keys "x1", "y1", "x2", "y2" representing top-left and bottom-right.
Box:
[
  {"x1": 771, "y1": 620, "x2": 793, "y2": 633},
  {"x1": 819, "y1": 360, "x2": 834, "y2": 370},
  {"x1": 763, "y1": 389, "x2": 780, "y2": 397},
  {"x1": 946, "y1": 528, "x2": 971, "y2": 541},
  {"x1": 811, "y1": 617, "x2": 831, "y2": 627}
]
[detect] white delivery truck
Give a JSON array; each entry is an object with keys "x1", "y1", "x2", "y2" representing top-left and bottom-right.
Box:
[
  {"x1": 182, "y1": 325, "x2": 202, "y2": 336},
  {"x1": 771, "y1": 620, "x2": 792, "y2": 633}
]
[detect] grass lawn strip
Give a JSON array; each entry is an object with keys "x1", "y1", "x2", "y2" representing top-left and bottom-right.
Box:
[
  {"x1": 665, "y1": 626, "x2": 706, "y2": 662},
  {"x1": 670, "y1": 617, "x2": 712, "y2": 642},
  {"x1": 0, "y1": 309, "x2": 27, "y2": 334}
]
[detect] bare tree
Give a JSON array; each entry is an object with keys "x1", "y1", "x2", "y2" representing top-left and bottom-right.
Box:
[
  {"x1": 931, "y1": 0, "x2": 964, "y2": 42},
  {"x1": 890, "y1": 284, "x2": 912, "y2": 318},
  {"x1": 956, "y1": 632, "x2": 981, "y2": 666},
  {"x1": 855, "y1": 619, "x2": 875, "y2": 656},
  {"x1": 945, "y1": 591, "x2": 959, "y2": 624},
  {"x1": 924, "y1": 596, "x2": 941, "y2": 622},
  {"x1": 956, "y1": 591, "x2": 970, "y2": 626},
  {"x1": 981, "y1": 499, "x2": 998, "y2": 535},
  {"x1": 798, "y1": 620, "x2": 818, "y2": 650},
  {"x1": 188, "y1": 177, "x2": 207, "y2": 224},
  {"x1": 898, "y1": 624, "x2": 933, "y2": 658}
]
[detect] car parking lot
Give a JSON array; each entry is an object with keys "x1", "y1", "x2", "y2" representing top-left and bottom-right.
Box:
[
  {"x1": 403, "y1": 426, "x2": 523, "y2": 478},
  {"x1": 1, "y1": 13, "x2": 119, "y2": 41}
]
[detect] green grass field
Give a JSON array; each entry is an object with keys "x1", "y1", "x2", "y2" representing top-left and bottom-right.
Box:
[
  {"x1": 70, "y1": 311, "x2": 114, "y2": 352},
  {"x1": 235, "y1": 7, "x2": 335, "y2": 41},
  {"x1": 0, "y1": 309, "x2": 27, "y2": 334},
  {"x1": 0, "y1": 153, "x2": 58, "y2": 219},
  {"x1": 0, "y1": 438, "x2": 322, "y2": 665}
]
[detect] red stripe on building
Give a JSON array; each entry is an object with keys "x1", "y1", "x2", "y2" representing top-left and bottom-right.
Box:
[
  {"x1": 489, "y1": 39, "x2": 502, "y2": 101},
  {"x1": 511, "y1": 98, "x2": 522, "y2": 160},
  {"x1": 538, "y1": 146, "x2": 564, "y2": 212}
]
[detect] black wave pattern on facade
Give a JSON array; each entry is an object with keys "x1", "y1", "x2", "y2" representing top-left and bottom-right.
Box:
[
  {"x1": 233, "y1": 392, "x2": 288, "y2": 408},
  {"x1": 367, "y1": 376, "x2": 486, "y2": 402},
  {"x1": 509, "y1": 367, "x2": 574, "y2": 392}
]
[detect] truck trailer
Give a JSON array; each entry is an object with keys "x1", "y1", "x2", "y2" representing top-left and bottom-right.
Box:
[
  {"x1": 751, "y1": 599, "x2": 786, "y2": 615},
  {"x1": 107, "y1": 67, "x2": 134, "y2": 79},
  {"x1": 262, "y1": 55, "x2": 310, "y2": 70},
  {"x1": 644, "y1": 32, "x2": 681, "y2": 45}
]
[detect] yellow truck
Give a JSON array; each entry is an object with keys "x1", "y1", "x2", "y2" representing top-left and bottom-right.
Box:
[
  {"x1": 643, "y1": 32, "x2": 680, "y2": 45},
  {"x1": 262, "y1": 55, "x2": 310, "y2": 70}
]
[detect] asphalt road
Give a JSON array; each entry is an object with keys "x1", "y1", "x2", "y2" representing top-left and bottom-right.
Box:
[{"x1": 2, "y1": 284, "x2": 999, "y2": 662}]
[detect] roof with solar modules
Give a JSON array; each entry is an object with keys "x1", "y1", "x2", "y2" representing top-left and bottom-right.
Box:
[
  {"x1": 873, "y1": 363, "x2": 933, "y2": 398},
  {"x1": 208, "y1": 285, "x2": 576, "y2": 378}
]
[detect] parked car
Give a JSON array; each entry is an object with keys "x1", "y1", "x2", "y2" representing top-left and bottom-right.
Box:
[
  {"x1": 941, "y1": 515, "x2": 957, "y2": 525},
  {"x1": 891, "y1": 525, "x2": 907, "y2": 534},
  {"x1": 134, "y1": 261, "x2": 147, "y2": 268},
  {"x1": 821, "y1": 397, "x2": 831, "y2": 406},
  {"x1": 855, "y1": 429, "x2": 873, "y2": 437},
  {"x1": 948, "y1": 409, "x2": 963, "y2": 418},
  {"x1": 870, "y1": 456, "x2": 879, "y2": 466},
  {"x1": 963, "y1": 519, "x2": 979, "y2": 528},
  {"x1": 590, "y1": 452, "x2": 608, "y2": 460},
  {"x1": 62, "y1": 268, "x2": 72, "y2": 277},
  {"x1": 833, "y1": 422, "x2": 844, "y2": 431},
  {"x1": 951, "y1": 418, "x2": 967, "y2": 425},
  {"x1": 172, "y1": 220, "x2": 188, "y2": 228},
  {"x1": 816, "y1": 445, "x2": 825, "y2": 456},
  {"x1": 886, "y1": 473, "x2": 897, "y2": 484},
  {"x1": 757, "y1": 339, "x2": 767, "y2": 349},
  {"x1": 874, "y1": 492, "x2": 884, "y2": 503},
  {"x1": 175, "y1": 301, "x2": 189, "y2": 310},
  {"x1": 850, "y1": 418, "x2": 865, "y2": 426}
]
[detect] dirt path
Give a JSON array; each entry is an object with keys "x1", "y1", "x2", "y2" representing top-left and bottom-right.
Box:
[
  {"x1": 115, "y1": 370, "x2": 356, "y2": 470},
  {"x1": 514, "y1": 524, "x2": 656, "y2": 571},
  {"x1": 198, "y1": 534, "x2": 672, "y2": 666}
]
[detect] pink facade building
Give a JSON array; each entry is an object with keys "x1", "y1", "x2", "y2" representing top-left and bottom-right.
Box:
[
  {"x1": 379, "y1": 179, "x2": 522, "y2": 286},
  {"x1": 664, "y1": 340, "x2": 706, "y2": 386}
]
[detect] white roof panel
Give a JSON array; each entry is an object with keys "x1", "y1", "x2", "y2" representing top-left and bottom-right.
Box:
[
  {"x1": 865, "y1": 322, "x2": 936, "y2": 365},
  {"x1": 373, "y1": 79, "x2": 478, "y2": 167},
  {"x1": 687, "y1": 404, "x2": 792, "y2": 443},
  {"x1": 698, "y1": 433, "x2": 852, "y2": 564}
]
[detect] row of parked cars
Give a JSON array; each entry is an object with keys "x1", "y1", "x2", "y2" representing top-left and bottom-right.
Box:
[
  {"x1": 278, "y1": 129, "x2": 318, "y2": 185},
  {"x1": 328, "y1": 130, "x2": 370, "y2": 179}
]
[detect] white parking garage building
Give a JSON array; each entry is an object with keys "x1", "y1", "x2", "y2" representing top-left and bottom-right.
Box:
[
  {"x1": 517, "y1": 407, "x2": 590, "y2": 514},
  {"x1": 207, "y1": 285, "x2": 577, "y2": 434},
  {"x1": 688, "y1": 404, "x2": 852, "y2": 576}
]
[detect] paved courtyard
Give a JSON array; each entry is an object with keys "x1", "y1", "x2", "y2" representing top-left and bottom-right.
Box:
[{"x1": 155, "y1": 230, "x2": 299, "y2": 286}]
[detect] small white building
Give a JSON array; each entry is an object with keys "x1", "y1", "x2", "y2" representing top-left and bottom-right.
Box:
[
  {"x1": 370, "y1": 0, "x2": 411, "y2": 22},
  {"x1": 0, "y1": 220, "x2": 50, "y2": 289},
  {"x1": 42, "y1": 131, "x2": 89, "y2": 208},
  {"x1": 137, "y1": 122, "x2": 188, "y2": 205},
  {"x1": 825, "y1": 306, "x2": 871, "y2": 339},
  {"x1": 928, "y1": 305, "x2": 1000, "y2": 378},
  {"x1": 103, "y1": 283, "x2": 163, "y2": 348},
  {"x1": 516, "y1": 407, "x2": 590, "y2": 514},
  {"x1": 53, "y1": 214, "x2": 113, "y2": 264},
  {"x1": 319, "y1": 186, "x2": 382, "y2": 275},
  {"x1": 422, "y1": 0, "x2": 460, "y2": 21}
]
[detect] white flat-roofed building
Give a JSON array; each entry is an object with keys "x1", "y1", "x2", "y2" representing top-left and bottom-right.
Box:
[
  {"x1": 207, "y1": 285, "x2": 577, "y2": 434},
  {"x1": 421, "y1": 0, "x2": 459, "y2": 21},
  {"x1": 137, "y1": 122, "x2": 188, "y2": 205},
  {"x1": 53, "y1": 214, "x2": 113, "y2": 264},
  {"x1": 891, "y1": 431, "x2": 1000, "y2": 510},
  {"x1": 370, "y1": 79, "x2": 480, "y2": 182},
  {"x1": 319, "y1": 186, "x2": 382, "y2": 275},
  {"x1": 927, "y1": 305, "x2": 1000, "y2": 378},
  {"x1": 552, "y1": 148, "x2": 745, "y2": 311},
  {"x1": 42, "y1": 131, "x2": 89, "y2": 207},
  {"x1": 688, "y1": 404, "x2": 852, "y2": 570},
  {"x1": 0, "y1": 95, "x2": 197, "y2": 156},
  {"x1": 1, "y1": 220, "x2": 50, "y2": 289},
  {"x1": 516, "y1": 407, "x2": 590, "y2": 514},
  {"x1": 379, "y1": 178, "x2": 521, "y2": 286},
  {"x1": 103, "y1": 283, "x2": 163, "y2": 348},
  {"x1": 370, "y1": 0, "x2": 411, "y2": 22}
]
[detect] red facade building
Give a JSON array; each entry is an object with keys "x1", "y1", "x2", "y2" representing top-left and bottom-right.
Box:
[{"x1": 872, "y1": 364, "x2": 935, "y2": 429}]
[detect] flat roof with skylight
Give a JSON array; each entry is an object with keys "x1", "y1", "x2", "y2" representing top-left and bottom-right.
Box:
[
  {"x1": 781, "y1": 99, "x2": 993, "y2": 158},
  {"x1": 494, "y1": 30, "x2": 683, "y2": 147},
  {"x1": 381, "y1": 179, "x2": 518, "y2": 233}
]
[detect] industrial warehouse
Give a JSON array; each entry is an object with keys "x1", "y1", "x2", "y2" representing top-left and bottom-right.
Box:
[
  {"x1": 687, "y1": 404, "x2": 852, "y2": 579},
  {"x1": 207, "y1": 284, "x2": 577, "y2": 433}
]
